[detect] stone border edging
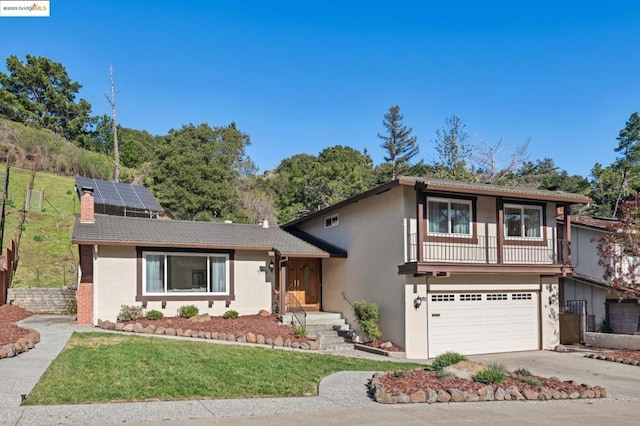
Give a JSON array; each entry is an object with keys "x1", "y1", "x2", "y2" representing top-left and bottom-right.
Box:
[
  {"x1": 368, "y1": 372, "x2": 607, "y2": 404},
  {"x1": 96, "y1": 319, "x2": 322, "y2": 350},
  {"x1": 354, "y1": 343, "x2": 406, "y2": 358},
  {"x1": 584, "y1": 353, "x2": 640, "y2": 366},
  {"x1": 0, "y1": 329, "x2": 41, "y2": 359}
]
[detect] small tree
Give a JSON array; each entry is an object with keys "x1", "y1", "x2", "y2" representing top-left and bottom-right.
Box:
[{"x1": 595, "y1": 192, "x2": 640, "y2": 298}]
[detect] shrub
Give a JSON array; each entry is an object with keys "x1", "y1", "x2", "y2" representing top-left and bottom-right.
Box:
[
  {"x1": 117, "y1": 304, "x2": 144, "y2": 322},
  {"x1": 487, "y1": 361, "x2": 506, "y2": 373},
  {"x1": 517, "y1": 375, "x2": 542, "y2": 386},
  {"x1": 145, "y1": 309, "x2": 164, "y2": 320},
  {"x1": 293, "y1": 326, "x2": 307, "y2": 338},
  {"x1": 352, "y1": 300, "x2": 382, "y2": 341},
  {"x1": 177, "y1": 304, "x2": 199, "y2": 318},
  {"x1": 513, "y1": 367, "x2": 531, "y2": 376},
  {"x1": 222, "y1": 309, "x2": 239, "y2": 319},
  {"x1": 432, "y1": 351, "x2": 467, "y2": 371},
  {"x1": 33, "y1": 234, "x2": 44, "y2": 242},
  {"x1": 473, "y1": 368, "x2": 505, "y2": 385}
]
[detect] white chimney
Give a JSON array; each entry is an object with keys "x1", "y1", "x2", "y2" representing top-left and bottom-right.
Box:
[{"x1": 262, "y1": 219, "x2": 269, "y2": 228}]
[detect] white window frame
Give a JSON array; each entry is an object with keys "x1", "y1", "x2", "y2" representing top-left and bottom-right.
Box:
[
  {"x1": 324, "y1": 214, "x2": 339, "y2": 229},
  {"x1": 142, "y1": 251, "x2": 230, "y2": 296},
  {"x1": 504, "y1": 204, "x2": 543, "y2": 240},
  {"x1": 426, "y1": 197, "x2": 473, "y2": 237}
]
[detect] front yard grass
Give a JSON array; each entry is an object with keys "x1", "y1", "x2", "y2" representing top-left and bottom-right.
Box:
[{"x1": 24, "y1": 332, "x2": 424, "y2": 405}]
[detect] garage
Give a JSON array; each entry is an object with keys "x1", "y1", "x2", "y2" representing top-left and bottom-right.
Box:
[{"x1": 427, "y1": 291, "x2": 539, "y2": 357}]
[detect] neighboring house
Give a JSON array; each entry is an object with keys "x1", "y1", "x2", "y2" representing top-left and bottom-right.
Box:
[
  {"x1": 562, "y1": 215, "x2": 640, "y2": 335},
  {"x1": 72, "y1": 177, "x2": 591, "y2": 359},
  {"x1": 71, "y1": 187, "x2": 336, "y2": 325},
  {"x1": 283, "y1": 177, "x2": 590, "y2": 358}
]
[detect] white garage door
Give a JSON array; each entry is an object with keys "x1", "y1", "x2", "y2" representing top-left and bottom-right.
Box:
[{"x1": 427, "y1": 291, "x2": 539, "y2": 357}]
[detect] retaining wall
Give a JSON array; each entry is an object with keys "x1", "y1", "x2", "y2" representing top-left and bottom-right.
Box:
[
  {"x1": 585, "y1": 332, "x2": 640, "y2": 350},
  {"x1": 6, "y1": 287, "x2": 77, "y2": 314}
]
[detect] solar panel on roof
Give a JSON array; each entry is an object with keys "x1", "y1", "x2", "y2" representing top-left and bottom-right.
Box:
[{"x1": 74, "y1": 177, "x2": 164, "y2": 213}]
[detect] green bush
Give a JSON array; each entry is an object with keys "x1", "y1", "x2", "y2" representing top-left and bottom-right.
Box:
[
  {"x1": 177, "y1": 304, "x2": 199, "y2": 318},
  {"x1": 222, "y1": 309, "x2": 239, "y2": 319},
  {"x1": 517, "y1": 375, "x2": 542, "y2": 386},
  {"x1": 352, "y1": 300, "x2": 382, "y2": 341},
  {"x1": 293, "y1": 326, "x2": 307, "y2": 338},
  {"x1": 145, "y1": 310, "x2": 164, "y2": 320},
  {"x1": 33, "y1": 234, "x2": 44, "y2": 242},
  {"x1": 473, "y1": 368, "x2": 505, "y2": 385},
  {"x1": 117, "y1": 304, "x2": 144, "y2": 322},
  {"x1": 432, "y1": 351, "x2": 467, "y2": 371}
]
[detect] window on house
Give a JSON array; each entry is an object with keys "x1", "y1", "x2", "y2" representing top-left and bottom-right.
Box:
[
  {"x1": 143, "y1": 252, "x2": 229, "y2": 295},
  {"x1": 324, "y1": 214, "x2": 339, "y2": 228},
  {"x1": 504, "y1": 204, "x2": 542, "y2": 239},
  {"x1": 427, "y1": 198, "x2": 472, "y2": 236}
]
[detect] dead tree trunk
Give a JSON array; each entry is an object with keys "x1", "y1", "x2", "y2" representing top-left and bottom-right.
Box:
[{"x1": 105, "y1": 65, "x2": 120, "y2": 183}]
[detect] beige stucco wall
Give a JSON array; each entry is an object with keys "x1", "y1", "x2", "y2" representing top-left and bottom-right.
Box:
[
  {"x1": 298, "y1": 186, "x2": 411, "y2": 349},
  {"x1": 93, "y1": 246, "x2": 273, "y2": 323},
  {"x1": 540, "y1": 277, "x2": 560, "y2": 350}
]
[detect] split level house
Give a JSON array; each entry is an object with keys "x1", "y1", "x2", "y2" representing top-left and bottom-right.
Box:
[
  {"x1": 561, "y1": 215, "x2": 640, "y2": 336},
  {"x1": 72, "y1": 177, "x2": 590, "y2": 359}
]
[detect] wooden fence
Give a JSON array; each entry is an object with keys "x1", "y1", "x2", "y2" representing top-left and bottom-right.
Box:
[{"x1": 0, "y1": 239, "x2": 16, "y2": 305}]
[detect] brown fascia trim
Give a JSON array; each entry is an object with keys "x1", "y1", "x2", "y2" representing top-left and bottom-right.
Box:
[{"x1": 398, "y1": 261, "x2": 573, "y2": 276}]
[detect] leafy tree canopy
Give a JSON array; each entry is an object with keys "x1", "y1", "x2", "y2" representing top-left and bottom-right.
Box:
[
  {"x1": 150, "y1": 122, "x2": 252, "y2": 222},
  {"x1": 0, "y1": 54, "x2": 93, "y2": 141}
]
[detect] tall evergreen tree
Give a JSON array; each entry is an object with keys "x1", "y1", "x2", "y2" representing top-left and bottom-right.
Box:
[
  {"x1": 377, "y1": 105, "x2": 419, "y2": 181},
  {"x1": 612, "y1": 112, "x2": 640, "y2": 217}
]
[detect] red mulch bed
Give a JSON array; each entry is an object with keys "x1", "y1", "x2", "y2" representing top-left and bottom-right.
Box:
[
  {"x1": 380, "y1": 368, "x2": 593, "y2": 395},
  {"x1": 0, "y1": 304, "x2": 34, "y2": 346},
  {"x1": 123, "y1": 314, "x2": 311, "y2": 344},
  {"x1": 604, "y1": 350, "x2": 640, "y2": 362},
  {"x1": 360, "y1": 340, "x2": 404, "y2": 352}
]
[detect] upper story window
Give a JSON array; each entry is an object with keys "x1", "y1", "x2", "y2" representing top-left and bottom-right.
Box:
[
  {"x1": 504, "y1": 204, "x2": 543, "y2": 239},
  {"x1": 143, "y1": 251, "x2": 229, "y2": 295},
  {"x1": 427, "y1": 198, "x2": 472, "y2": 236},
  {"x1": 324, "y1": 214, "x2": 339, "y2": 228}
]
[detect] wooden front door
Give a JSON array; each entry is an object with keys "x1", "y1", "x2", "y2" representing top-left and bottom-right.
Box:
[{"x1": 286, "y1": 258, "x2": 320, "y2": 308}]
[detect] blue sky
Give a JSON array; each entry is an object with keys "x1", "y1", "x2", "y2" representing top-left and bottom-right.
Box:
[{"x1": 2, "y1": 1, "x2": 640, "y2": 178}]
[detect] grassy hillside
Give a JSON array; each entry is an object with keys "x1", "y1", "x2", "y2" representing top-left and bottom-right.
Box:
[{"x1": 2, "y1": 167, "x2": 78, "y2": 288}]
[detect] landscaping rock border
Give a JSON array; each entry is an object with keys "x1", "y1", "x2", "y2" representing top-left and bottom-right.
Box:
[
  {"x1": 96, "y1": 319, "x2": 322, "y2": 350},
  {"x1": 584, "y1": 353, "x2": 640, "y2": 366},
  {"x1": 368, "y1": 371, "x2": 607, "y2": 404},
  {"x1": 354, "y1": 343, "x2": 406, "y2": 359},
  {"x1": 0, "y1": 330, "x2": 40, "y2": 359}
]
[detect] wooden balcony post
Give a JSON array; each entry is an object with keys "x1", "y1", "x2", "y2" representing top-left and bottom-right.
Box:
[
  {"x1": 496, "y1": 198, "x2": 504, "y2": 264},
  {"x1": 415, "y1": 182, "x2": 426, "y2": 263}
]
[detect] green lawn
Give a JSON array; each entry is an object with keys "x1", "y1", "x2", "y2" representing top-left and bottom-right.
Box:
[{"x1": 24, "y1": 333, "x2": 425, "y2": 405}]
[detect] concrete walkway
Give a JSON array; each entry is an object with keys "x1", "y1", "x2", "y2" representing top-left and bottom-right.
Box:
[{"x1": 2, "y1": 315, "x2": 640, "y2": 425}]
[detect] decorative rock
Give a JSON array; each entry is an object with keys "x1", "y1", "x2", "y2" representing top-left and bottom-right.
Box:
[
  {"x1": 274, "y1": 336, "x2": 284, "y2": 346},
  {"x1": 380, "y1": 341, "x2": 393, "y2": 349},
  {"x1": 396, "y1": 393, "x2": 410, "y2": 404},
  {"x1": 551, "y1": 390, "x2": 562, "y2": 400},
  {"x1": 580, "y1": 389, "x2": 596, "y2": 399},
  {"x1": 300, "y1": 342, "x2": 310, "y2": 350},
  {"x1": 198, "y1": 331, "x2": 206, "y2": 339},
  {"x1": 227, "y1": 333, "x2": 235, "y2": 341},
  {"x1": 503, "y1": 394, "x2": 512, "y2": 401},
  {"x1": 554, "y1": 344, "x2": 569, "y2": 353},
  {"x1": 523, "y1": 389, "x2": 539, "y2": 400},
  {"x1": 442, "y1": 360, "x2": 488, "y2": 380},
  {"x1": 144, "y1": 325, "x2": 157, "y2": 334},
  {"x1": 154, "y1": 327, "x2": 166, "y2": 335},
  {"x1": 568, "y1": 390, "x2": 580, "y2": 399},
  {"x1": 494, "y1": 387, "x2": 507, "y2": 401},
  {"x1": 114, "y1": 323, "x2": 125, "y2": 331},
  {"x1": 379, "y1": 393, "x2": 397, "y2": 404},
  {"x1": 211, "y1": 332, "x2": 218, "y2": 339},
  {"x1": 266, "y1": 337, "x2": 274, "y2": 345},
  {"x1": 410, "y1": 390, "x2": 427, "y2": 403},
  {"x1": 165, "y1": 328, "x2": 176, "y2": 336},
  {"x1": 0, "y1": 348, "x2": 6, "y2": 358},
  {"x1": 449, "y1": 389, "x2": 467, "y2": 402},
  {"x1": 123, "y1": 324, "x2": 134, "y2": 332},
  {"x1": 308, "y1": 340, "x2": 320, "y2": 350},
  {"x1": 133, "y1": 323, "x2": 144, "y2": 333},
  {"x1": 284, "y1": 338, "x2": 292, "y2": 347},
  {"x1": 539, "y1": 387, "x2": 553, "y2": 400},
  {"x1": 426, "y1": 389, "x2": 438, "y2": 403},
  {"x1": 246, "y1": 332, "x2": 256, "y2": 343},
  {"x1": 188, "y1": 314, "x2": 211, "y2": 322},
  {"x1": 436, "y1": 390, "x2": 451, "y2": 403},
  {"x1": 560, "y1": 391, "x2": 568, "y2": 399},
  {"x1": 101, "y1": 320, "x2": 112, "y2": 329},
  {"x1": 218, "y1": 332, "x2": 226, "y2": 340},
  {"x1": 465, "y1": 393, "x2": 480, "y2": 402},
  {"x1": 258, "y1": 309, "x2": 270, "y2": 317},
  {"x1": 507, "y1": 386, "x2": 524, "y2": 401},
  {"x1": 97, "y1": 319, "x2": 103, "y2": 327},
  {"x1": 176, "y1": 328, "x2": 183, "y2": 336},
  {"x1": 2, "y1": 344, "x2": 15, "y2": 357},
  {"x1": 478, "y1": 385, "x2": 494, "y2": 401},
  {"x1": 257, "y1": 335, "x2": 266, "y2": 345},
  {"x1": 204, "y1": 331, "x2": 211, "y2": 339},
  {"x1": 291, "y1": 342, "x2": 300, "y2": 349},
  {"x1": 236, "y1": 334, "x2": 247, "y2": 343},
  {"x1": 600, "y1": 387, "x2": 607, "y2": 398}
]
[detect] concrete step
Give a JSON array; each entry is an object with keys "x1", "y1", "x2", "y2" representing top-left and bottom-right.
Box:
[{"x1": 324, "y1": 343, "x2": 355, "y2": 351}]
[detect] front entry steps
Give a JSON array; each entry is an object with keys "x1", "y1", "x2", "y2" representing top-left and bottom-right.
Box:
[{"x1": 281, "y1": 311, "x2": 355, "y2": 351}]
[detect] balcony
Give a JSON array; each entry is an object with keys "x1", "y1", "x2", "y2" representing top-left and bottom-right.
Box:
[{"x1": 400, "y1": 234, "x2": 573, "y2": 276}]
